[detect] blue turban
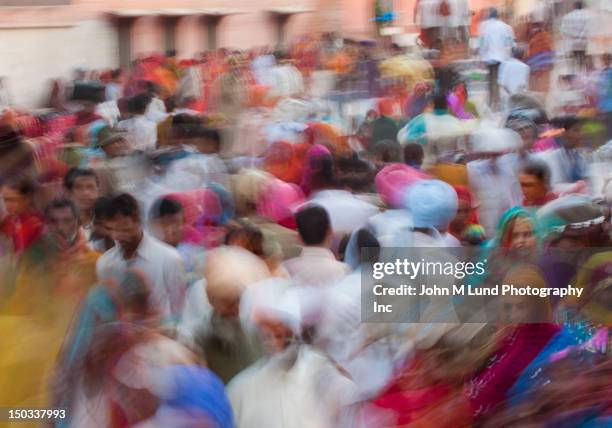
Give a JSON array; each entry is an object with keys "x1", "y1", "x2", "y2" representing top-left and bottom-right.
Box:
[
  {"x1": 158, "y1": 364, "x2": 234, "y2": 428},
  {"x1": 404, "y1": 179, "x2": 458, "y2": 229}
]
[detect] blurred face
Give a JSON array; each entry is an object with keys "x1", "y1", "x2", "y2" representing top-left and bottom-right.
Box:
[
  {"x1": 103, "y1": 138, "x2": 129, "y2": 158},
  {"x1": 207, "y1": 291, "x2": 241, "y2": 318},
  {"x1": 520, "y1": 173, "x2": 547, "y2": 204},
  {"x1": 500, "y1": 296, "x2": 536, "y2": 323},
  {"x1": 92, "y1": 216, "x2": 113, "y2": 246},
  {"x1": 256, "y1": 317, "x2": 294, "y2": 353},
  {"x1": 105, "y1": 214, "x2": 142, "y2": 256},
  {"x1": 509, "y1": 217, "x2": 537, "y2": 252},
  {"x1": 70, "y1": 176, "x2": 99, "y2": 213},
  {"x1": 47, "y1": 206, "x2": 79, "y2": 249},
  {"x1": 564, "y1": 125, "x2": 582, "y2": 148},
  {"x1": 194, "y1": 138, "x2": 219, "y2": 155},
  {"x1": 1, "y1": 186, "x2": 30, "y2": 217},
  {"x1": 451, "y1": 199, "x2": 471, "y2": 230},
  {"x1": 517, "y1": 126, "x2": 536, "y2": 148},
  {"x1": 152, "y1": 213, "x2": 184, "y2": 247}
]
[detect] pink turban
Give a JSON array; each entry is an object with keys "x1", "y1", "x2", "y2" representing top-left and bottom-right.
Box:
[
  {"x1": 257, "y1": 179, "x2": 305, "y2": 225},
  {"x1": 375, "y1": 163, "x2": 428, "y2": 208}
]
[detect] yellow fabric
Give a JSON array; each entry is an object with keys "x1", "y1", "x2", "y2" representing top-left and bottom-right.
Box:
[
  {"x1": 0, "y1": 245, "x2": 98, "y2": 418},
  {"x1": 428, "y1": 163, "x2": 469, "y2": 187}
]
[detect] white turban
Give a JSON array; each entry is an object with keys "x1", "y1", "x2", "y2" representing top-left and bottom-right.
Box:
[
  {"x1": 239, "y1": 278, "x2": 302, "y2": 335},
  {"x1": 470, "y1": 127, "x2": 522, "y2": 154}
]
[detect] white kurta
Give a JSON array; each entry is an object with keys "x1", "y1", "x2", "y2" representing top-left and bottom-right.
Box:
[
  {"x1": 467, "y1": 156, "x2": 523, "y2": 237},
  {"x1": 228, "y1": 346, "x2": 357, "y2": 428}
]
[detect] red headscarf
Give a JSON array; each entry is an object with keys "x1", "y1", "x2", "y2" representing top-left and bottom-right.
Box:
[{"x1": 453, "y1": 185, "x2": 479, "y2": 225}]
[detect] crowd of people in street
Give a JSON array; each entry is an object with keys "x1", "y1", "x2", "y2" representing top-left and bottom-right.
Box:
[{"x1": 0, "y1": 3, "x2": 611, "y2": 427}]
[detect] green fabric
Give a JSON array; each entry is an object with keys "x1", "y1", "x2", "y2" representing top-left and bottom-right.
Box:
[
  {"x1": 195, "y1": 325, "x2": 263, "y2": 384},
  {"x1": 398, "y1": 114, "x2": 427, "y2": 145}
]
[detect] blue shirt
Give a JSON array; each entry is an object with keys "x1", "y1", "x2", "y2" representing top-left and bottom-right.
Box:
[{"x1": 597, "y1": 67, "x2": 612, "y2": 113}]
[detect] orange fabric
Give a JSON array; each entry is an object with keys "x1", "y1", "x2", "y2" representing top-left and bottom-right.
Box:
[
  {"x1": 263, "y1": 141, "x2": 307, "y2": 184},
  {"x1": 428, "y1": 163, "x2": 469, "y2": 187}
]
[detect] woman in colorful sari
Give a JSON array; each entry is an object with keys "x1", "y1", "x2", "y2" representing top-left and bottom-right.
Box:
[
  {"x1": 363, "y1": 323, "x2": 498, "y2": 428},
  {"x1": 52, "y1": 268, "x2": 195, "y2": 428},
  {"x1": 479, "y1": 206, "x2": 541, "y2": 287},
  {"x1": 467, "y1": 264, "x2": 560, "y2": 420},
  {"x1": 506, "y1": 251, "x2": 611, "y2": 411},
  {"x1": 526, "y1": 21, "x2": 554, "y2": 93}
]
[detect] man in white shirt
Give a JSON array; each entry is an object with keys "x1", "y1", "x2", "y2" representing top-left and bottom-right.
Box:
[
  {"x1": 96, "y1": 193, "x2": 186, "y2": 324},
  {"x1": 118, "y1": 93, "x2": 158, "y2": 152},
  {"x1": 282, "y1": 206, "x2": 350, "y2": 288},
  {"x1": 467, "y1": 128, "x2": 524, "y2": 236},
  {"x1": 498, "y1": 47, "x2": 530, "y2": 108},
  {"x1": 105, "y1": 69, "x2": 123, "y2": 102},
  {"x1": 305, "y1": 157, "x2": 380, "y2": 242},
  {"x1": 479, "y1": 8, "x2": 515, "y2": 109},
  {"x1": 561, "y1": 1, "x2": 592, "y2": 72}
]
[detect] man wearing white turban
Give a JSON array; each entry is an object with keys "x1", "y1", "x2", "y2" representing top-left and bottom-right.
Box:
[
  {"x1": 228, "y1": 278, "x2": 357, "y2": 428},
  {"x1": 467, "y1": 127, "x2": 524, "y2": 236}
]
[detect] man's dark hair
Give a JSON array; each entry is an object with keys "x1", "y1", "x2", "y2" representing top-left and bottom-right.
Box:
[
  {"x1": 93, "y1": 196, "x2": 113, "y2": 223},
  {"x1": 489, "y1": 7, "x2": 499, "y2": 18},
  {"x1": 574, "y1": 1, "x2": 583, "y2": 9},
  {"x1": 149, "y1": 197, "x2": 183, "y2": 221},
  {"x1": 295, "y1": 205, "x2": 331, "y2": 246},
  {"x1": 433, "y1": 92, "x2": 448, "y2": 111},
  {"x1": 335, "y1": 156, "x2": 374, "y2": 191},
  {"x1": 373, "y1": 140, "x2": 402, "y2": 163},
  {"x1": 521, "y1": 160, "x2": 551, "y2": 186},
  {"x1": 404, "y1": 143, "x2": 425, "y2": 167},
  {"x1": 308, "y1": 155, "x2": 336, "y2": 189},
  {"x1": 106, "y1": 193, "x2": 141, "y2": 221},
  {"x1": 127, "y1": 93, "x2": 153, "y2": 115},
  {"x1": 45, "y1": 198, "x2": 79, "y2": 220},
  {"x1": 2, "y1": 175, "x2": 37, "y2": 196},
  {"x1": 512, "y1": 46, "x2": 524, "y2": 60},
  {"x1": 64, "y1": 167, "x2": 99, "y2": 191},
  {"x1": 552, "y1": 115, "x2": 581, "y2": 131},
  {"x1": 356, "y1": 228, "x2": 380, "y2": 264}
]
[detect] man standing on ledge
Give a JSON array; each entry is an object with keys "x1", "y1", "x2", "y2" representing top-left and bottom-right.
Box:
[{"x1": 479, "y1": 8, "x2": 515, "y2": 110}]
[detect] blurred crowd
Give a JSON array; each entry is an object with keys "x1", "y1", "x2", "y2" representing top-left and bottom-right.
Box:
[{"x1": 0, "y1": 4, "x2": 611, "y2": 427}]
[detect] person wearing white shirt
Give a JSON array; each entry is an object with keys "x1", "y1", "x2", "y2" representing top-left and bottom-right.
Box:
[
  {"x1": 468, "y1": 155, "x2": 523, "y2": 236},
  {"x1": 498, "y1": 47, "x2": 530, "y2": 109},
  {"x1": 282, "y1": 206, "x2": 350, "y2": 288},
  {"x1": 560, "y1": 1, "x2": 592, "y2": 72},
  {"x1": 305, "y1": 163, "x2": 380, "y2": 243},
  {"x1": 96, "y1": 193, "x2": 186, "y2": 324},
  {"x1": 105, "y1": 69, "x2": 123, "y2": 102},
  {"x1": 479, "y1": 8, "x2": 515, "y2": 109},
  {"x1": 118, "y1": 93, "x2": 158, "y2": 152}
]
